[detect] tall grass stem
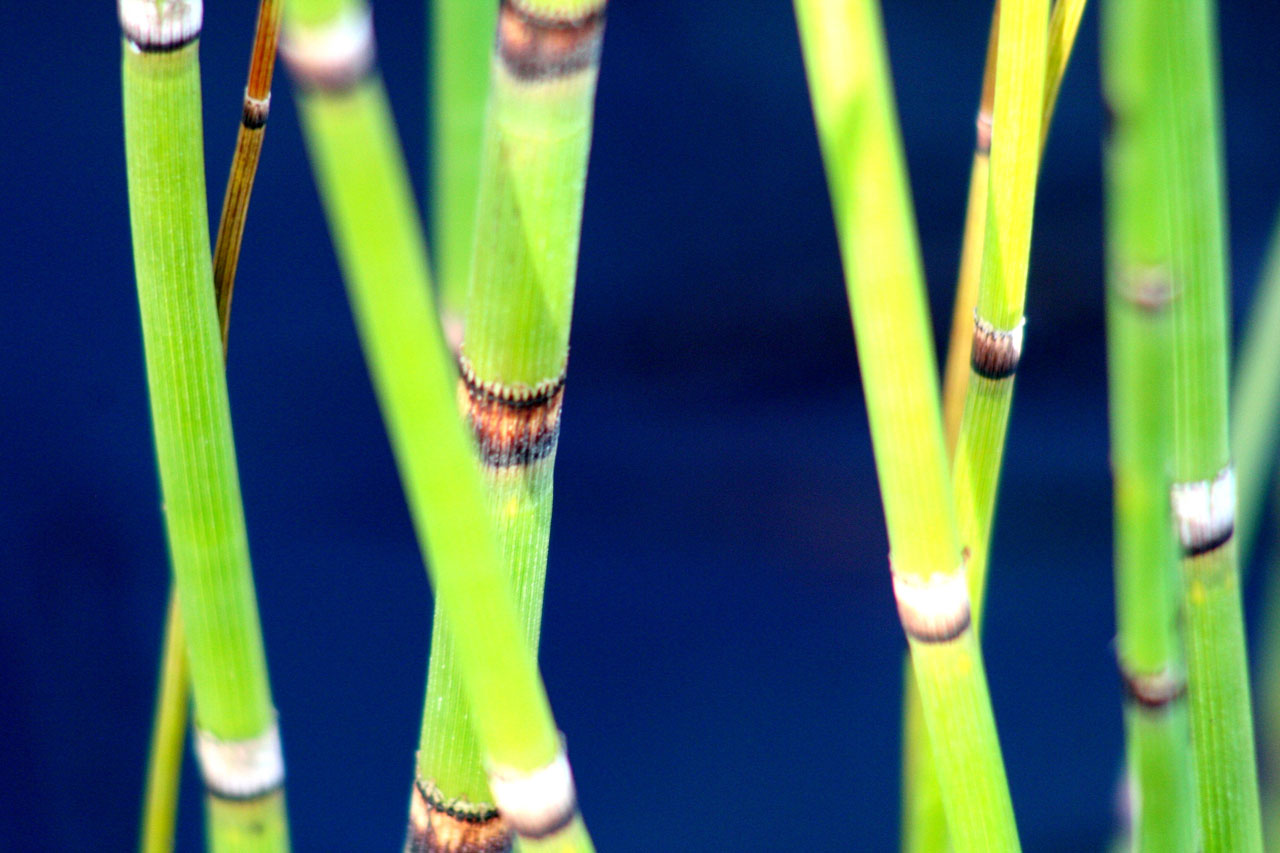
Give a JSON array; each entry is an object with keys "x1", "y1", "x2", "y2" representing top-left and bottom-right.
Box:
[
  {"x1": 1152, "y1": 0, "x2": 1263, "y2": 846},
  {"x1": 795, "y1": 1, "x2": 1020, "y2": 848},
  {"x1": 415, "y1": 4, "x2": 605, "y2": 842},
  {"x1": 283, "y1": 2, "x2": 594, "y2": 848},
  {"x1": 121, "y1": 1, "x2": 288, "y2": 847}
]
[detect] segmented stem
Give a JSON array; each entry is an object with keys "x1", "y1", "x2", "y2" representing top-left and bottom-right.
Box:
[
  {"x1": 794, "y1": 1, "x2": 1019, "y2": 849},
  {"x1": 121, "y1": 1, "x2": 288, "y2": 847},
  {"x1": 282, "y1": 2, "x2": 594, "y2": 849},
  {"x1": 415, "y1": 5, "x2": 604, "y2": 847}
]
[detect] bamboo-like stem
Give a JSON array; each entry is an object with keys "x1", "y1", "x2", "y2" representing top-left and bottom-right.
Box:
[
  {"x1": 940, "y1": 0, "x2": 1084, "y2": 459},
  {"x1": 431, "y1": 0, "x2": 497, "y2": 346},
  {"x1": 795, "y1": 1, "x2": 1019, "y2": 849},
  {"x1": 413, "y1": 1, "x2": 604, "y2": 847},
  {"x1": 939, "y1": 5, "x2": 1000, "y2": 460},
  {"x1": 139, "y1": 4, "x2": 286, "y2": 848},
  {"x1": 282, "y1": 3, "x2": 594, "y2": 849},
  {"x1": 1152, "y1": 0, "x2": 1262, "y2": 847},
  {"x1": 140, "y1": 592, "x2": 189, "y2": 853},
  {"x1": 950, "y1": 0, "x2": 1048, "y2": 627},
  {"x1": 903, "y1": 1, "x2": 1080, "y2": 848},
  {"x1": 1101, "y1": 0, "x2": 1196, "y2": 843},
  {"x1": 121, "y1": 2, "x2": 288, "y2": 849}
]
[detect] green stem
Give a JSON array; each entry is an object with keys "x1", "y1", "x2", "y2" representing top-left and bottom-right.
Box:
[
  {"x1": 795, "y1": 1, "x2": 1019, "y2": 849},
  {"x1": 283, "y1": 3, "x2": 594, "y2": 849},
  {"x1": 416, "y1": 3, "x2": 604, "y2": 838},
  {"x1": 431, "y1": 0, "x2": 497, "y2": 342},
  {"x1": 121, "y1": 2, "x2": 288, "y2": 848},
  {"x1": 1152, "y1": 0, "x2": 1262, "y2": 847},
  {"x1": 951, "y1": 0, "x2": 1049, "y2": 625},
  {"x1": 140, "y1": 592, "x2": 189, "y2": 853},
  {"x1": 1101, "y1": 1, "x2": 1197, "y2": 841},
  {"x1": 140, "y1": 2, "x2": 286, "y2": 847}
]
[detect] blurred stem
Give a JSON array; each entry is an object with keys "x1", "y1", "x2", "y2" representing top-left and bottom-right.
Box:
[
  {"x1": 122, "y1": 4, "x2": 288, "y2": 847},
  {"x1": 1232, "y1": 208, "x2": 1280, "y2": 566},
  {"x1": 284, "y1": 2, "x2": 594, "y2": 849},
  {"x1": 1101, "y1": 0, "x2": 1197, "y2": 842},
  {"x1": 1152, "y1": 0, "x2": 1262, "y2": 846},
  {"x1": 431, "y1": 0, "x2": 497, "y2": 346},
  {"x1": 139, "y1": 2, "x2": 285, "y2": 848},
  {"x1": 416, "y1": 0, "x2": 605, "y2": 842},
  {"x1": 1239, "y1": 210, "x2": 1280, "y2": 840},
  {"x1": 795, "y1": 0, "x2": 1020, "y2": 849},
  {"x1": 140, "y1": 592, "x2": 189, "y2": 853}
]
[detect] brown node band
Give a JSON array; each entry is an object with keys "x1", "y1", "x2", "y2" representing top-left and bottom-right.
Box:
[
  {"x1": 1184, "y1": 522, "x2": 1234, "y2": 558},
  {"x1": 970, "y1": 312, "x2": 1023, "y2": 380},
  {"x1": 457, "y1": 355, "x2": 566, "y2": 468},
  {"x1": 125, "y1": 29, "x2": 200, "y2": 52},
  {"x1": 498, "y1": 0, "x2": 605, "y2": 81},
  {"x1": 242, "y1": 95, "x2": 270, "y2": 130},
  {"x1": 407, "y1": 779, "x2": 511, "y2": 853},
  {"x1": 1119, "y1": 664, "x2": 1187, "y2": 712}
]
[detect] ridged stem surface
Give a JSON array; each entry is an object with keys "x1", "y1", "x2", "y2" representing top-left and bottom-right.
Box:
[
  {"x1": 141, "y1": 4, "x2": 286, "y2": 847},
  {"x1": 795, "y1": 2, "x2": 1019, "y2": 849},
  {"x1": 418, "y1": 2, "x2": 602, "y2": 818},
  {"x1": 431, "y1": 0, "x2": 496, "y2": 332},
  {"x1": 1102, "y1": 0, "x2": 1197, "y2": 842},
  {"x1": 1154, "y1": 0, "x2": 1262, "y2": 847},
  {"x1": 122, "y1": 35, "x2": 288, "y2": 851},
  {"x1": 286, "y1": 1, "x2": 594, "y2": 848}
]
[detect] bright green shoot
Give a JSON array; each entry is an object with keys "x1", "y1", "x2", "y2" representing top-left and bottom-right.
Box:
[
  {"x1": 1150, "y1": 0, "x2": 1263, "y2": 847},
  {"x1": 139, "y1": 1, "x2": 286, "y2": 847},
  {"x1": 1102, "y1": 0, "x2": 1197, "y2": 844},
  {"x1": 431, "y1": 0, "x2": 497, "y2": 343},
  {"x1": 950, "y1": 0, "x2": 1048, "y2": 624},
  {"x1": 795, "y1": 1, "x2": 1020, "y2": 849},
  {"x1": 282, "y1": 1, "x2": 594, "y2": 849},
  {"x1": 415, "y1": 0, "x2": 605, "y2": 847},
  {"x1": 121, "y1": 1, "x2": 289, "y2": 849}
]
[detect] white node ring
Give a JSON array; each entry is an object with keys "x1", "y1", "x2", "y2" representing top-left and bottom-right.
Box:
[
  {"x1": 119, "y1": 0, "x2": 203, "y2": 49},
  {"x1": 1171, "y1": 465, "x2": 1236, "y2": 556},
  {"x1": 487, "y1": 747, "x2": 577, "y2": 838},
  {"x1": 195, "y1": 722, "x2": 285, "y2": 799},
  {"x1": 280, "y1": 7, "x2": 375, "y2": 89}
]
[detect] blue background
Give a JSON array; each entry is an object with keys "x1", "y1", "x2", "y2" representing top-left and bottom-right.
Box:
[{"x1": 3, "y1": 1, "x2": 1280, "y2": 849}]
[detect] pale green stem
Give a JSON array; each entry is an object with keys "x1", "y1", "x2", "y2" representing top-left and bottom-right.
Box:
[{"x1": 795, "y1": 1, "x2": 1020, "y2": 849}]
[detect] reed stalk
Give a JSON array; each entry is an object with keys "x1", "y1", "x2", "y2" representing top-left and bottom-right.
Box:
[
  {"x1": 901, "y1": 1, "x2": 1078, "y2": 848},
  {"x1": 1147, "y1": 0, "x2": 1263, "y2": 847},
  {"x1": 282, "y1": 3, "x2": 594, "y2": 849},
  {"x1": 139, "y1": 3, "x2": 286, "y2": 847},
  {"x1": 950, "y1": 0, "x2": 1048, "y2": 630},
  {"x1": 413, "y1": 1, "x2": 605, "y2": 848},
  {"x1": 431, "y1": 0, "x2": 497, "y2": 346},
  {"x1": 1101, "y1": 0, "x2": 1197, "y2": 843},
  {"x1": 795, "y1": 1, "x2": 1019, "y2": 849},
  {"x1": 140, "y1": 592, "x2": 189, "y2": 853},
  {"x1": 121, "y1": 1, "x2": 288, "y2": 849}
]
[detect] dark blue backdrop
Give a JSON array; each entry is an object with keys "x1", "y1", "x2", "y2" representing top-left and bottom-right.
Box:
[{"x1": 3, "y1": 1, "x2": 1279, "y2": 849}]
